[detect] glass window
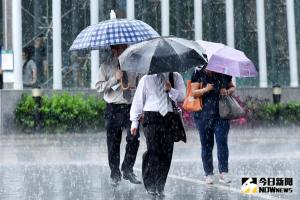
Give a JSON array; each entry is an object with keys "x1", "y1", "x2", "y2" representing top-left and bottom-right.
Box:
[
  {"x1": 22, "y1": 0, "x2": 52, "y2": 88},
  {"x1": 135, "y1": 0, "x2": 161, "y2": 34},
  {"x1": 202, "y1": 0, "x2": 226, "y2": 43},
  {"x1": 0, "y1": 1, "x2": 3, "y2": 46},
  {"x1": 265, "y1": 0, "x2": 290, "y2": 86},
  {"x1": 234, "y1": 0, "x2": 259, "y2": 87},
  {"x1": 295, "y1": 0, "x2": 300, "y2": 86},
  {"x1": 14, "y1": 0, "x2": 299, "y2": 88},
  {"x1": 170, "y1": 0, "x2": 194, "y2": 40},
  {"x1": 61, "y1": 0, "x2": 90, "y2": 88}
]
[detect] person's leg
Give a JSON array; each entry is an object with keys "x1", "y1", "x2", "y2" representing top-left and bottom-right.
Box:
[
  {"x1": 72, "y1": 68, "x2": 79, "y2": 87},
  {"x1": 104, "y1": 104, "x2": 122, "y2": 181},
  {"x1": 106, "y1": 124, "x2": 122, "y2": 180},
  {"x1": 121, "y1": 118, "x2": 141, "y2": 184},
  {"x1": 214, "y1": 119, "x2": 230, "y2": 174},
  {"x1": 121, "y1": 114, "x2": 140, "y2": 173},
  {"x1": 156, "y1": 125, "x2": 174, "y2": 194},
  {"x1": 142, "y1": 123, "x2": 160, "y2": 193},
  {"x1": 194, "y1": 117, "x2": 215, "y2": 176}
]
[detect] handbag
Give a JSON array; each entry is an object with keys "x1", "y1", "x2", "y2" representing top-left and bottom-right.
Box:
[
  {"x1": 167, "y1": 72, "x2": 186, "y2": 143},
  {"x1": 182, "y1": 80, "x2": 203, "y2": 112},
  {"x1": 169, "y1": 99, "x2": 187, "y2": 143},
  {"x1": 219, "y1": 95, "x2": 245, "y2": 119}
]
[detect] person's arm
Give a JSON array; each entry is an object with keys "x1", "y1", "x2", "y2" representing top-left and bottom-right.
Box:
[
  {"x1": 167, "y1": 72, "x2": 185, "y2": 103},
  {"x1": 95, "y1": 64, "x2": 121, "y2": 93},
  {"x1": 43, "y1": 59, "x2": 48, "y2": 79},
  {"x1": 190, "y1": 69, "x2": 214, "y2": 97},
  {"x1": 29, "y1": 61, "x2": 37, "y2": 85},
  {"x1": 227, "y1": 81, "x2": 235, "y2": 95},
  {"x1": 220, "y1": 80, "x2": 235, "y2": 96},
  {"x1": 130, "y1": 76, "x2": 146, "y2": 135},
  {"x1": 192, "y1": 83, "x2": 214, "y2": 97},
  {"x1": 31, "y1": 67, "x2": 37, "y2": 85}
]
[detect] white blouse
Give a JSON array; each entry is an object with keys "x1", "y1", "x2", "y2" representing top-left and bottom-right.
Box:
[{"x1": 130, "y1": 72, "x2": 186, "y2": 129}]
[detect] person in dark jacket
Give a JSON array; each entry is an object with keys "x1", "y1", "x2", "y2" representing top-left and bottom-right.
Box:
[{"x1": 33, "y1": 35, "x2": 48, "y2": 85}]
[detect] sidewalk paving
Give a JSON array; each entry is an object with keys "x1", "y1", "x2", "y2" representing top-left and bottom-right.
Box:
[{"x1": 0, "y1": 126, "x2": 299, "y2": 200}]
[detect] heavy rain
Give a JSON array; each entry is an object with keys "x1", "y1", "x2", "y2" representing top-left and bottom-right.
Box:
[{"x1": 0, "y1": 0, "x2": 300, "y2": 200}]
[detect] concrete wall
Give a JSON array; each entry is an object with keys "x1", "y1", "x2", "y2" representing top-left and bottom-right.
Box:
[
  {"x1": 0, "y1": 90, "x2": 25, "y2": 134},
  {"x1": 1, "y1": 88, "x2": 300, "y2": 134},
  {"x1": 235, "y1": 88, "x2": 300, "y2": 102}
]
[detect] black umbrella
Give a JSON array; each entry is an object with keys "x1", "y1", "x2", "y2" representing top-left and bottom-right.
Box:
[{"x1": 119, "y1": 37, "x2": 207, "y2": 74}]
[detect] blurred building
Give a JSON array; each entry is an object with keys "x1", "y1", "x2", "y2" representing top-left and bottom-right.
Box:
[{"x1": 0, "y1": 0, "x2": 300, "y2": 89}]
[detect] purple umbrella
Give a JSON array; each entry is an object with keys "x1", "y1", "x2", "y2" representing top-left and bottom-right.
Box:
[{"x1": 197, "y1": 40, "x2": 257, "y2": 77}]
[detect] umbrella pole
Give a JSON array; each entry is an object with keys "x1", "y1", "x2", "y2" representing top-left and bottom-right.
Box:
[
  {"x1": 120, "y1": 78, "x2": 130, "y2": 90},
  {"x1": 118, "y1": 64, "x2": 130, "y2": 90}
]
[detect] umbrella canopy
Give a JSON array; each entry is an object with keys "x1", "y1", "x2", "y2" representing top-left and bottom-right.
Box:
[
  {"x1": 197, "y1": 40, "x2": 257, "y2": 77},
  {"x1": 119, "y1": 37, "x2": 207, "y2": 74},
  {"x1": 69, "y1": 19, "x2": 159, "y2": 51}
]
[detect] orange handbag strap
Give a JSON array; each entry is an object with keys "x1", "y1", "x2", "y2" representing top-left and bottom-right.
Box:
[{"x1": 186, "y1": 80, "x2": 192, "y2": 98}]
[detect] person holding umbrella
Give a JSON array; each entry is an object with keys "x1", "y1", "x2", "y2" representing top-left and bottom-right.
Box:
[
  {"x1": 191, "y1": 68, "x2": 234, "y2": 184},
  {"x1": 70, "y1": 11, "x2": 160, "y2": 187},
  {"x1": 122, "y1": 37, "x2": 207, "y2": 196},
  {"x1": 191, "y1": 40, "x2": 257, "y2": 184},
  {"x1": 96, "y1": 44, "x2": 142, "y2": 187}
]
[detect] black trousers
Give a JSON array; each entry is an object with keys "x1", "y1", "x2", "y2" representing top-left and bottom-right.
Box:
[
  {"x1": 142, "y1": 112, "x2": 174, "y2": 192},
  {"x1": 104, "y1": 103, "x2": 140, "y2": 179}
]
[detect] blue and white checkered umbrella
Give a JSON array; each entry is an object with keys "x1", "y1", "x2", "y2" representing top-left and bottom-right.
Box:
[{"x1": 69, "y1": 19, "x2": 159, "y2": 51}]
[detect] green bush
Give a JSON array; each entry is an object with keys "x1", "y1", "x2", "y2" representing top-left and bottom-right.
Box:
[
  {"x1": 243, "y1": 97, "x2": 300, "y2": 126},
  {"x1": 280, "y1": 102, "x2": 300, "y2": 124},
  {"x1": 15, "y1": 93, "x2": 106, "y2": 133},
  {"x1": 15, "y1": 94, "x2": 36, "y2": 130}
]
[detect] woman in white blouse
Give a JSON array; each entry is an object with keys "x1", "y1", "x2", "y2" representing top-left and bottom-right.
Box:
[{"x1": 130, "y1": 72, "x2": 185, "y2": 196}]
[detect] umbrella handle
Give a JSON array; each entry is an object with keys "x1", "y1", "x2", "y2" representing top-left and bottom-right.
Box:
[
  {"x1": 118, "y1": 65, "x2": 130, "y2": 90},
  {"x1": 120, "y1": 78, "x2": 130, "y2": 90}
]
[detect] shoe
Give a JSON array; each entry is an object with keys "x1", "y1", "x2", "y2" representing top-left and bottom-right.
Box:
[
  {"x1": 157, "y1": 191, "x2": 165, "y2": 198},
  {"x1": 219, "y1": 173, "x2": 231, "y2": 183},
  {"x1": 205, "y1": 175, "x2": 214, "y2": 184},
  {"x1": 123, "y1": 172, "x2": 142, "y2": 184},
  {"x1": 146, "y1": 189, "x2": 157, "y2": 196},
  {"x1": 110, "y1": 177, "x2": 121, "y2": 187}
]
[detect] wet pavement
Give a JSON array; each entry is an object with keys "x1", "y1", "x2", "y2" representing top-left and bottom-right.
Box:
[{"x1": 0, "y1": 126, "x2": 299, "y2": 200}]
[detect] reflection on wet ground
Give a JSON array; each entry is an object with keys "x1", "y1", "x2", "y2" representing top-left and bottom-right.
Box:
[{"x1": 0, "y1": 127, "x2": 299, "y2": 200}]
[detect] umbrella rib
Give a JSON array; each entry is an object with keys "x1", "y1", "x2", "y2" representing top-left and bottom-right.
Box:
[
  {"x1": 153, "y1": 39, "x2": 182, "y2": 73},
  {"x1": 164, "y1": 39, "x2": 191, "y2": 69}
]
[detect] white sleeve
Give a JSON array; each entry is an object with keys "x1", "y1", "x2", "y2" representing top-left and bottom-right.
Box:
[
  {"x1": 130, "y1": 76, "x2": 146, "y2": 129},
  {"x1": 168, "y1": 72, "x2": 186, "y2": 103},
  {"x1": 95, "y1": 64, "x2": 119, "y2": 93}
]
